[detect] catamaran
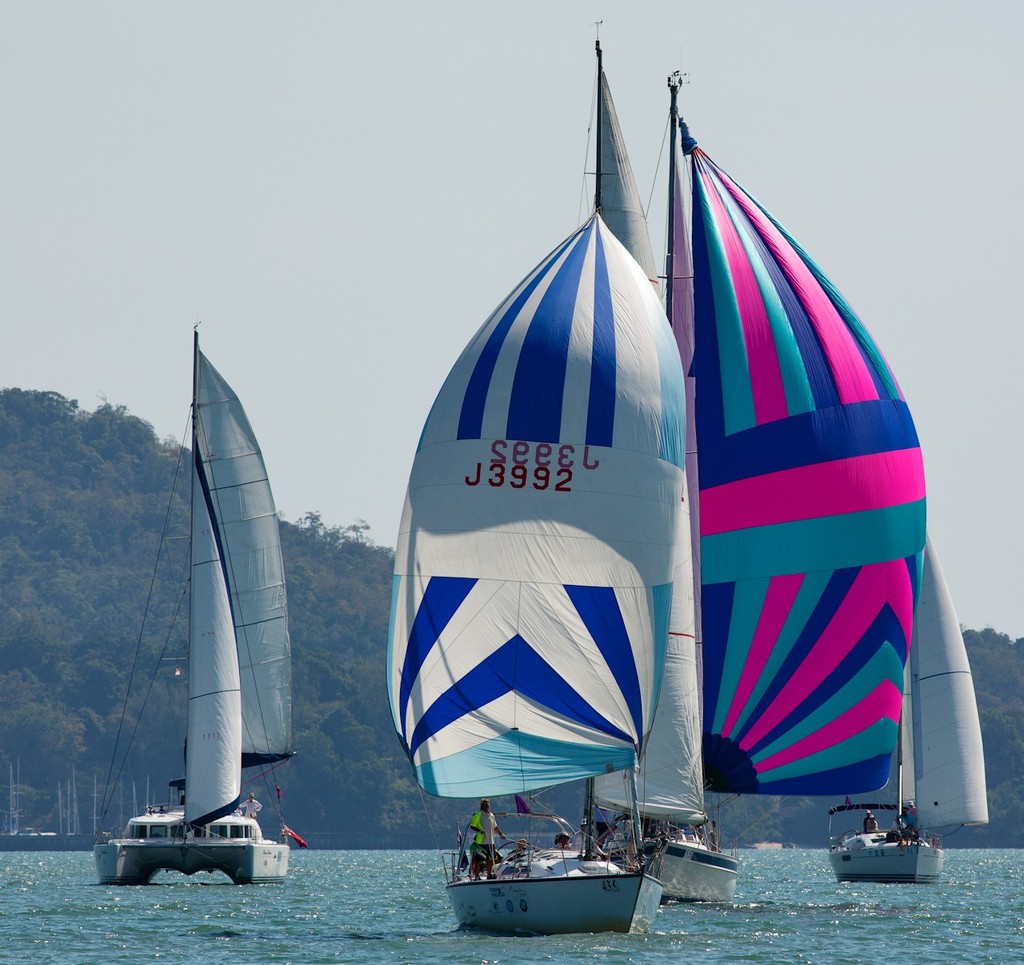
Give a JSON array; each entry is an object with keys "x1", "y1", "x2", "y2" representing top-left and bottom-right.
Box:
[{"x1": 95, "y1": 333, "x2": 296, "y2": 884}]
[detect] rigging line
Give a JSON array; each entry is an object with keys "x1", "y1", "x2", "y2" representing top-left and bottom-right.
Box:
[
  {"x1": 104, "y1": 578, "x2": 189, "y2": 823},
  {"x1": 644, "y1": 111, "x2": 672, "y2": 223},
  {"x1": 99, "y1": 413, "x2": 191, "y2": 822},
  {"x1": 414, "y1": 781, "x2": 449, "y2": 880},
  {"x1": 577, "y1": 54, "x2": 600, "y2": 226}
]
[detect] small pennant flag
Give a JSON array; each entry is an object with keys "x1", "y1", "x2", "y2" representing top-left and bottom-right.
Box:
[
  {"x1": 514, "y1": 794, "x2": 531, "y2": 815},
  {"x1": 845, "y1": 796, "x2": 853, "y2": 807},
  {"x1": 282, "y1": 824, "x2": 308, "y2": 848},
  {"x1": 276, "y1": 784, "x2": 283, "y2": 799}
]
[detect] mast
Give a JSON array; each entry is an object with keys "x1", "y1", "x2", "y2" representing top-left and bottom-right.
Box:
[
  {"x1": 665, "y1": 72, "x2": 681, "y2": 321},
  {"x1": 187, "y1": 329, "x2": 199, "y2": 784},
  {"x1": 594, "y1": 39, "x2": 603, "y2": 214}
]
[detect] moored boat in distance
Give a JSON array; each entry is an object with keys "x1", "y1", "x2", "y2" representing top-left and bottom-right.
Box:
[{"x1": 828, "y1": 538, "x2": 987, "y2": 883}]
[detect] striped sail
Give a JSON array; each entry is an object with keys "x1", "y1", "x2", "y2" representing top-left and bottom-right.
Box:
[
  {"x1": 680, "y1": 145, "x2": 927, "y2": 795},
  {"x1": 902, "y1": 537, "x2": 987, "y2": 829},
  {"x1": 388, "y1": 215, "x2": 686, "y2": 798},
  {"x1": 194, "y1": 350, "x2": 293, "y2": 766}
]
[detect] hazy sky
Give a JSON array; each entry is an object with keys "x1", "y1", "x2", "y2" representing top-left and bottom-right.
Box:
[{"x1": 3, "y1": 2, "x2": 1021, "y2": 637}]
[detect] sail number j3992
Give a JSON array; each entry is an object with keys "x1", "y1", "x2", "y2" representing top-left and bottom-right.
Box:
[{"x1": 465, "y1": 440, "x2": 600, "y2": 492}]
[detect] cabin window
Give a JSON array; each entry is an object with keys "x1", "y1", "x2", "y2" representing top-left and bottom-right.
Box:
[
  {"x1": 130, "y1": 824, "x2": 146, "y2": 839},
  {"x1": 210, "y1": 824, "x2": 228, "y2": 838},
  {"x1": 149, "y1": 825, "x2": 167, "y2": 838},
  {"x1": 230, "y1": 825, "x2": 244, "y2": 838}
]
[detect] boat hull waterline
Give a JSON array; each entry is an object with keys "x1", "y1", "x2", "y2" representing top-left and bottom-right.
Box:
[
  {"x1": 659, "y1": 839, "x2": 738, "y2": 902},
  {"x1": 447, "y1": 870, "x2": 662, "y2": 935},
  {"x1": 95, "y1": 838, "x2": 289, "y2": 885},
  {"x1": 829, "y1": 836, "x2": 943, "y2": 884}
]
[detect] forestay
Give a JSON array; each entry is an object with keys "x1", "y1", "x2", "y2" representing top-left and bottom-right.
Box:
[{"x1": 389, "y1": 215, "x2": 686, "y2": 798}]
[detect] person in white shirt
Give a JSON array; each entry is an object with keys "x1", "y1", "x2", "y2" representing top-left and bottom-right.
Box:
[{"x1": 239, "y1": 793, "x2": 262, "y2": 820}]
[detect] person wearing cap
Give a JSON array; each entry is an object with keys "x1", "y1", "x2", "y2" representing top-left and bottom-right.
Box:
[{"x1": 863, "y1": 810, "x2": 879, "y2": 833}]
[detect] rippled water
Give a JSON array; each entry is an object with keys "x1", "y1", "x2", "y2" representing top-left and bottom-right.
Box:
[{"x1": 0, "y1": 848, "x2": 1020, "y2": 963}]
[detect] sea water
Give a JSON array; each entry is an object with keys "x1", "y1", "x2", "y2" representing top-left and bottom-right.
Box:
[{"x1": 0, "y1": 848, "x2": 1020, "y2": 963}]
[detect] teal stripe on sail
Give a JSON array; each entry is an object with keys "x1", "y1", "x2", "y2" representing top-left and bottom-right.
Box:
[
  {"x1": 756, "y1": 717, "x2": 899, "y2": 784},
  {"x1": 726, "y1": 570, "x2": 833, "y2": 740},
  {"x1": 750, "y1": 644, "x2": 905, "y2": 766},
  {"x1": 755, "y1": 206, "x2": 900, "y2": 401},
  {"x1": 416, "y1": 730, "x2": 636, "y2": 798},
  {"x1": 710, "y1": 577, "x2": 769, "y2": 736},
  {"x1": 716, "y1": 182, "x2": 815, "y2": 419},
  {"x1": 697, "y1": 183, "x2": 756, "y2": 436},
  {"x1": 701, "y1": 500, "x2": 926, "y2": 585}
]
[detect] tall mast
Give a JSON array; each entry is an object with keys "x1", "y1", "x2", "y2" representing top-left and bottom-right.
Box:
[
  {"x1": 665, "y1": 73, "x2": 681, "y2": 320},
  {"x1": 594, "y1": 39, "x2": 603, "y2": 214}
]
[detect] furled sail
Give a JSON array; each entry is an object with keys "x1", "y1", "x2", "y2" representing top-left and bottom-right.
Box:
[
  {"x1": 194, "y1": 351, "x2": 293, "y2": 766},
  {"x1": 902, "y1": 537, "x2": 988, "y2": 829},
  {"x1": 681, "y1": 144, "x2": 927, "y2": 795},
  {"x1": 389, "y1": 214, "x2": 686, "y2": 799}
]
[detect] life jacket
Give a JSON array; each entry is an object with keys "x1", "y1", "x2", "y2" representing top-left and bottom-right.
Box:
[{"x1": 469, "y1": 811, "x2": 485, "y2": 846}]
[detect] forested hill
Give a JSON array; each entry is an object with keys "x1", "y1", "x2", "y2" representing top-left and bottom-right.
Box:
[{"x1": 0, "y1": 387, "x2": 1020, "y2": 847}]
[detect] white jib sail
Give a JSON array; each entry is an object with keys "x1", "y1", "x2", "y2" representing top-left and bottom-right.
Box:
[
  {"x1": 905, "y1": 537, "x2": 988, "y2": 830},
  {"x1": 596, "y1": 500, "x2": 706, "y2": 823}
]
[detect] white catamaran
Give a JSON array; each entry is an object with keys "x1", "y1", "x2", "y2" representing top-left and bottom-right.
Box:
[
  {"x1": 828, "y1": 537, "x2": 988, "y2": 883},
  {"x1": 95, "y1": 333, "x2": 295, "y2": 885}
]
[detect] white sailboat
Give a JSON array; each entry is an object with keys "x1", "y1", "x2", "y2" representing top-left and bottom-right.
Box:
[
  {"x1": 828, "y1": 537, "x2": 988, "y2": 882},
  {"x1": 387, "y1": 56, "x2": 689, "y2": 927},
  {"x1": 95, "y1": 332, "x2": 295, "y2": 885},
  {"x1": 592, "y1": 52, "x2": 737, "y2": 903}
]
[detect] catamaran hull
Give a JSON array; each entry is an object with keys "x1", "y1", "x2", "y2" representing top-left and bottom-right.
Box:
[
  {"x1": 446, "y1": 871, "x2": 662, "y2": 935},
  {"x1": 659, "y1": 840, "x2": 738, "y2": 902},
  {"x1": 830, "y1": 841, "x2": 943, "y2": 883},
  {"x1": 94, "y1": 840, "x2": 289, "y2": 885}
]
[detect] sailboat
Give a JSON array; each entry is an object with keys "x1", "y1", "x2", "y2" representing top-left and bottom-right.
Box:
[
  {"x1": 662, "y1": 74, "x2": 927, "y2": 838},
  {"x1": 386, "y1": 73, "x2": 689, "y2": 928},
  {"x1": 828, "y1": 537, "x2": 988, "y2": 882},
  {"x1": 95, "y1": 332, "x2": 294, "y2": 885},
  {"x1": 592, "y1": 48, "x2": 738, "y2": 903}
]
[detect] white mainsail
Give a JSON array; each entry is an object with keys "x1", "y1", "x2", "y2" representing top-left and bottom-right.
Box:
[
  {"x1": 902, "y1": 537, "x2": 988, "y2": 830},
  {"x1": 194, "y1": 353, "x2": 292, "y2": 765}
]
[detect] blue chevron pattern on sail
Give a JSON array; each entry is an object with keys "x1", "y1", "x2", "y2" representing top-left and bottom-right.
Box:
[{"x1": 389, "y1": 214, "x2": 687, "y2": 798}]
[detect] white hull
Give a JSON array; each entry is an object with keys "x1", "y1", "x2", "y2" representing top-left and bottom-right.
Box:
[
  {"x1": 95, "y1": 838, "x2": 289, "y2": 884},
  {"x1": 830, "y1": 835, "x2": 943, "y2": 883},
  {"x1": 447, "y1": 869, "x2": 662, "y2": 935},
  {"x1": 659, "y1": 840, "x2": 738, "y2": 902},
  {"x1": 94, "y1": 810, "x2": 288, "y2": 885}
]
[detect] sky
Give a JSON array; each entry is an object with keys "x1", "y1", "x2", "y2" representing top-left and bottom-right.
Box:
[{"x1": 2, "y1": 2, "x2": 1021, "y2": 638}]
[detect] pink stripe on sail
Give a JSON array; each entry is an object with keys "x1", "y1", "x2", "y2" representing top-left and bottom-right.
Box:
[
  {"x1": 738, "y1": 559, "x2": 914, "y2": 752},
  {"x1": 699, "y1": 168, "x2": 789, "y2": 425},
  {"x1": 720, "y1": 574, "x2": 804, "y2": 738},
  {"x1": 712, "y1": 163, "x2": 879, "y2": 406},
  {"x1": 700, "y1": 448, "x2": 925, "y2": 536},
  {"x1": 752, "y1": 678, "x2": 902, "y2": 774}
]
